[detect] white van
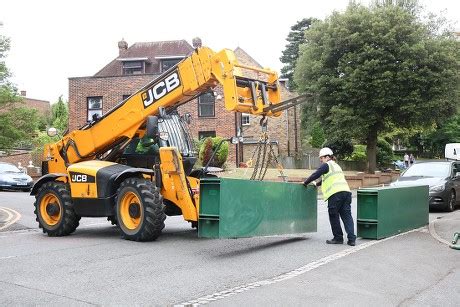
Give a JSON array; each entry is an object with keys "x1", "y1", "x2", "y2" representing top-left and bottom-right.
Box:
[{"x1": 445, "y1": 143, "x2": 460, "y2": 160}]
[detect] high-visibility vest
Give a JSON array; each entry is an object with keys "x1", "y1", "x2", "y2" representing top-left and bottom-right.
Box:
[{"x1": 321, "y1": 160, "x2": 350, "y2": 200}]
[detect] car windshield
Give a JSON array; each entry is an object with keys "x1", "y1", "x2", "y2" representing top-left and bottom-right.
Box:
[
  {"x1": 402, "y1": 163, "x2": 450, "y2": 178},
  {"x1": 0, "y1": 163, "x2": 21, "y2": 173}
]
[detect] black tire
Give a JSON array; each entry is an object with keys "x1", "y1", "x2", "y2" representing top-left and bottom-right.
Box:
[
  {"x1": 33, "y1": 181, "x2": 79, "y2": 236},
  {"x1": 115, "y1": 177, "x2": 165, "y2": 241},
  {"x1": 446, "y1": 190, "x2": 456, "y2": 212}
]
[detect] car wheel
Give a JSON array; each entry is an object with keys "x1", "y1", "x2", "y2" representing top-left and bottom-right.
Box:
[{"x1": 446, "y1": 190, "x2": 456, "y2": 212}]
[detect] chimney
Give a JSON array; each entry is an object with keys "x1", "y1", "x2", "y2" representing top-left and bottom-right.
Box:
[
  {"x1": 192, "y1": 37, "x2": 202, "y2": 49},
  {"x1": 20, "y1": 90, "x2": 26, "y2": 97},
  {"x1": 118, "y1": 38, "x2": 128, "y2": 56}
]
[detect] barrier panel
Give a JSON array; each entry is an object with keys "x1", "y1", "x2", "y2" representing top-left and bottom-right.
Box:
[
  {"x1": 357, "y1": 185, "x2": 429, "y2": 239},
  {"x1": 199, "y1": 178, "x2": 317, "y2": 238}
]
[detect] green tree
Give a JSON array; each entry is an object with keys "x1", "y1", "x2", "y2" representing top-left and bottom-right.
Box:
[
  {"x1": 310, "y1": 121, "x2": 325, "y2": 148},
  {"x1": 294, "y1": 2, "x2": 460, "y2": 172},
  {"x1": 0, "y1": 34, "x2": 20, "y2": 107},
  {"x1": 280, "y1": 18, "x2": 317, "y2": 90},
  {"x1": 322, "y1": 138, "x2": 354, "y2": 160},
  {"x1": 0, "y1": 107, "x2": 41, "y2": 150},
  {"x1": 423, "y1": 114, "x2": 460, "y2": 157},
  {"x1": 50, "y1": 95, "x2": 69, "y2": 133},
  {"x1": 0, "y1": 33, "x2": 41, "y2": 150}
]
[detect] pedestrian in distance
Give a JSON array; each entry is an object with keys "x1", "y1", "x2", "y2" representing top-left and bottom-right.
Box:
[
  {"x1": 303, "y1": 147, "x2": 356, "y2": 246},
  {"x1": 409, "y1": 153, "x2": 415, "y2": 165},
  {"x1": 404, "y1": 153, "x2": 409, "y2": 168}
]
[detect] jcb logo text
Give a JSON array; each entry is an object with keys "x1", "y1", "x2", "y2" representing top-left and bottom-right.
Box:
[
  {"x1": 72, "y1": 174, "x2": 87, "y2": 182},
  {"x1": 142, "y1": 71, "x2": 181, "y2": 108}
]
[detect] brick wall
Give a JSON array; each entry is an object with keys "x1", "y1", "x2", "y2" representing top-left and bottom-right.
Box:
[{"x1": 69, "y1": 75, "x2": 157, "y2": 131}]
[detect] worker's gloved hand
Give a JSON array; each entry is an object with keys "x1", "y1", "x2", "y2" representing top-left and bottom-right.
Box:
[{"x1": 303, "y1": 180, "x2": 316, "y2": 187}]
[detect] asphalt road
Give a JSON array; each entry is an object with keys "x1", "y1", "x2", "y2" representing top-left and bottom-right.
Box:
[{"x1": 0, "y1": 191, "x2": 458, "y2": 306}]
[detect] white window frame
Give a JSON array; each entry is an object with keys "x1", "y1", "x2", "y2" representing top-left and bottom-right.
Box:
[
  {"x1": 87, "y1": 96, "x2": 103, "y2": 121},
  {"x1": 198, "y1": 92, "x2": 215, "y2": 117},
  {"x1": 242, "y1": 113, "x2": 250, "y2": 126}
]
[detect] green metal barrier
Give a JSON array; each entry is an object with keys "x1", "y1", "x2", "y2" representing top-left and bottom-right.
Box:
[
  {"x1": 357, "y1": 185, "x2": 429, "y2": 239},
  {"x1": 198, "y1": 178, "x2": 317, "y2": 238}
]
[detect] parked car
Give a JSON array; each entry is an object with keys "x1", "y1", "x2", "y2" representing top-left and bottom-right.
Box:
[
  {"x1": 0, "y1": 162, "x2": 34, "y2": 192},
  {"x1": 390, "y1": 161, "x2": 460, "y2": 212}
]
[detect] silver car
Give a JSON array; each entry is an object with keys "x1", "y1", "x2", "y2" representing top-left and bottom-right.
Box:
[{"x1": 0, "y1": 162, "x2": 34, "y2": 192}]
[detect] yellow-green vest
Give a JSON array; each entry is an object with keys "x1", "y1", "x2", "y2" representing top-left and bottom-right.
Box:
[{"x1": 321, "y1": 160, "x2": 350, "y2": 200}]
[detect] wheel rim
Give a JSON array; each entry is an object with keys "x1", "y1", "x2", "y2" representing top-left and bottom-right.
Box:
[
  {"x1": 120, "y1": 191, "x2": 143, "y2": 230},
  {"x1": 39, "y1": 193, "x2": 62, "y2": 226},
  {"x1": 450, "y1": 192, "x2": 455, "y2": 210}
]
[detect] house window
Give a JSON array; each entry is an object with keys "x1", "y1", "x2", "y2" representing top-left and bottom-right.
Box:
[
  {"x1": 198, "y1": 131, "x2": 216, "y2": 140},
  {"x1": 161, "y1": 59, "x2": 181, "y2": 72},
  {"x1": 198, "y1": 92, "x2": 215, "y2": 117},
  {"x1": 242, "y1": 113, "x2": 250, "y2": 126},
  {"x1": 87, "y1": 96, "x2": 103, "y2": 121},
  {"x1": 122, "y1": 61, "x2": 144, "y2": 75}
]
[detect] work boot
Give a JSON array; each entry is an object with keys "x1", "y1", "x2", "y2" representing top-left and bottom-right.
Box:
[
  {"x1": 326, "y1": 238, "x2": 343, "y2": 244},
  {"x1": 347, "y1": 240, "x2": 356, "y2": 246}
]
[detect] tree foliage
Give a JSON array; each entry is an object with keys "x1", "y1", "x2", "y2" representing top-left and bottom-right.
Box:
[
  {"x1": 0, "y1": 33, "x2": 42, "y2": 150},
  {"x1": 294, "y1": 2, "x2": 460, "y2": 172},
  {"x1": 0, "y1": 107, "x2": 41, "y2": 150},
  {"x1": 50, "y1": 95, "x2": 69, "y2": 133},
  {"x1": 310, "y1": 121, "x2": 326, "y2": 148},
  {"x1": 0, "y1": 34, "x2": 19, "y2": 107},
  {"x1": 280, "y1": 18, "x2": 317, "y2": 90},
  {"x1": 322, "y1": 138, "x2": 354, "y2": 160}
]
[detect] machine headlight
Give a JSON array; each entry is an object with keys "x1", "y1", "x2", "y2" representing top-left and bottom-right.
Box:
[
  {"x1": 429, "y1": 184, "x2": 445, "y2": 193},
  {"x1": 159, "y1": 131, "x2": 169, "y2": 141}
]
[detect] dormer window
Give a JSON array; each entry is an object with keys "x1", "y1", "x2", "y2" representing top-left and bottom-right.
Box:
[
  {"x1": 161, "y1": 59, "x2": 181, "y2": 72},
  {"x1": 117, "y1": 57, "x2": 148, "y2": 75},
  {"x1": 122, "y1": 60, "x2": 144, "y2": 75},
  {"x1": 156, "y1": 56, "x2": 185, "y2": 73}
]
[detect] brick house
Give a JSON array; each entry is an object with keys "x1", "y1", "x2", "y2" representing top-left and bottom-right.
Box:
[{"x1": 68, "y1": 39, "x2": 301, "y2": 167}]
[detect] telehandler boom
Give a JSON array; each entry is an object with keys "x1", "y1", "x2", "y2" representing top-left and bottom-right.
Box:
[{"x1": 31, "y1": 46, "x2": 288, "y2": 241}]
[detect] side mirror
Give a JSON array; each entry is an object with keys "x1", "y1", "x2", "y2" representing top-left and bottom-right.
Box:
[
  {"x1": 47, "y1": 127, "x2": 58, "y2": 137},
  {"x1": 146, "y1": 116, "x2": 159, "y2": 139}
]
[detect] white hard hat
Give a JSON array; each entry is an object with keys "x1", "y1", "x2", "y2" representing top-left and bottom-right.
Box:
[{"x1": 319, "y1": 147, "x2": 333, "y2": 157}]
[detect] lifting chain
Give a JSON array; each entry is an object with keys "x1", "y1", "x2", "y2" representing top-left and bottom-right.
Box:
[{"x1": 246, "y1": 116, "x2": 286, "y2": 182}]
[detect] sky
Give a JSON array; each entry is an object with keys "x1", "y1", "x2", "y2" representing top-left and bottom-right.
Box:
[{"x1": 1, "y1": 0, "x2": 459, "y2": 104}]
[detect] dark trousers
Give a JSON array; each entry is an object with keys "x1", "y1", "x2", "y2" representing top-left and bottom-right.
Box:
[{"x1": 327, "y1": 191, "x2": 356, "y2": 242}]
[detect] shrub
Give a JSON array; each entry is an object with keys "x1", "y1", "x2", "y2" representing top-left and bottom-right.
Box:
[
  {"x1": 350, "y1": 145, "x2": 367, "y2": 161},
  {"x1": 198, "y1": 137, "x2": 229, "y2": 167},
  {"x1": 377, "y1": 138, "x2": 394, "y2": 166}
]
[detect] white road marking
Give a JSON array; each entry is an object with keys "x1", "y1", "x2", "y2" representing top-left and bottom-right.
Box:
[
  {"x1": 0, "y1": 207, "x2": 21, "y2": 231},
  {"x1": 176, "y1": 227, "x2": 424, "y2": 306}
]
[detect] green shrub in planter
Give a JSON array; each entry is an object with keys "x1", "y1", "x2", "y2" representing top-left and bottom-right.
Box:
[{"x1": 199, "y1": 137, "x2": 229, "y2": 168}]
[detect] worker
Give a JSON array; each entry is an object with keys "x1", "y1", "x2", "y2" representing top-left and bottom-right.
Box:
[{"x1": 303, "y1": 147, "x2": 356, "y2": 246}]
